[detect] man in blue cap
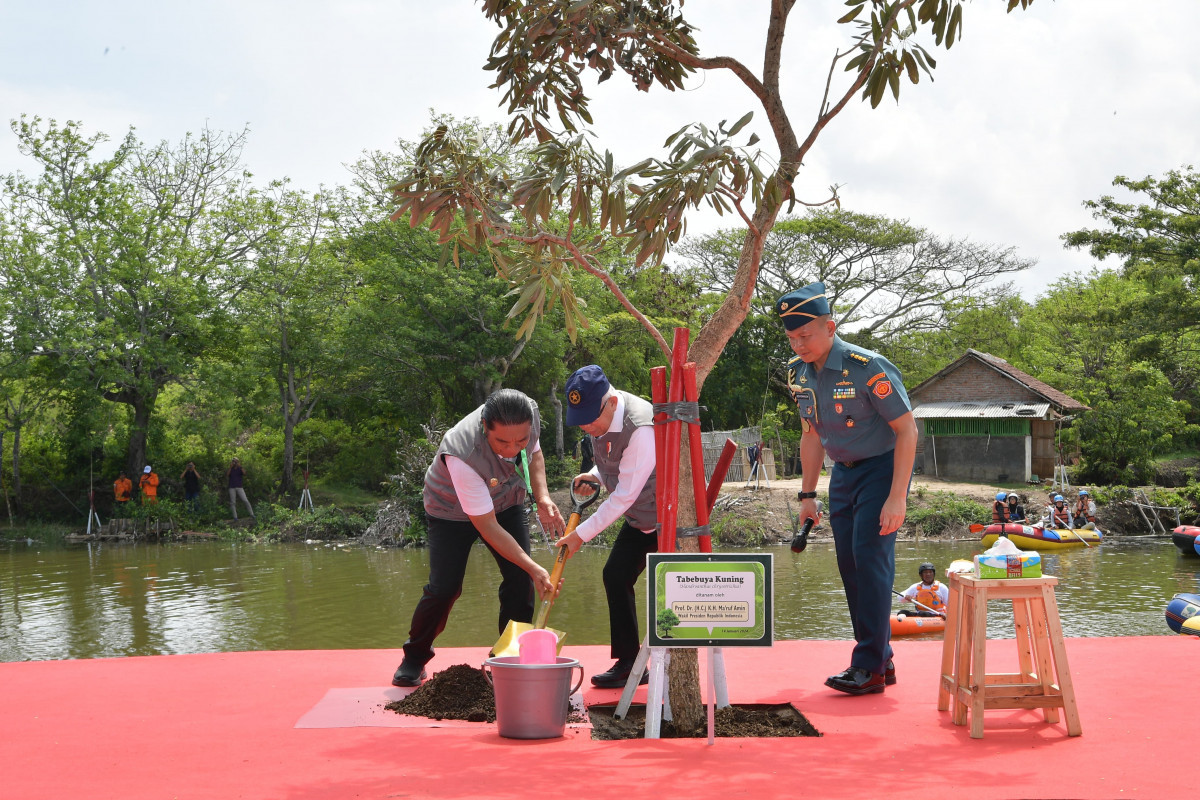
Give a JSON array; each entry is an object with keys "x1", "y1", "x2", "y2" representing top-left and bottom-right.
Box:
[
  {"x1": 777, "y1": 282, "x2": 917, "y2": 695},
  {"x1": 557, "y1": 365, "x2": 658, "y2": 688}
]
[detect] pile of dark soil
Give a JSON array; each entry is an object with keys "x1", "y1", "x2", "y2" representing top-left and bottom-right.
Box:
[
  {"x1": 587, "y1": 703, "x2": 820, "y2": 740},
  {"x1": 385, "y1": 664, "x2": 496, "y2": 723}
]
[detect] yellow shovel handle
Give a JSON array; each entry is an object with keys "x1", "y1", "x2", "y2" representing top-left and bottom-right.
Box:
[{"x1": 533, "y1": 510, "x2": 582, "y2": 629}]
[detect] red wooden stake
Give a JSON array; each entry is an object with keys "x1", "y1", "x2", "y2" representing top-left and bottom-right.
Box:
[
  {"x1": 650, "y1": 366, "x2": 668, "y2": 551},
  {"x1": 682, "y1": 362, "x2": 711, "y2": 552},
  {"x1": 706, "y1": 438, "x2": 738, "y2": 514}
]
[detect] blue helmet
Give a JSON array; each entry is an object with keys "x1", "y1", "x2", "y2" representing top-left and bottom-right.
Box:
[
  {"x1": 995, "y1": 492, "x2": 1006, "y2": 501},
  {"x1": 1078, "y1": 489, "x2": 1089, "y2": 496},
  {"x1": 1053, "y1": 494, "x2": 1064, "y2": 503}
]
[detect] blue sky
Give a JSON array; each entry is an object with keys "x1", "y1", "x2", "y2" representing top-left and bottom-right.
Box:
[{"x1": 3, "y1": 1, "x2": 1199, "y2": 300}]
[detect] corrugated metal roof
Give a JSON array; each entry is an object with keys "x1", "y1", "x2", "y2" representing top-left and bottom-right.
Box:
[{"x1": 912, "y1": 401, "x2": 1051, "y2": 419}]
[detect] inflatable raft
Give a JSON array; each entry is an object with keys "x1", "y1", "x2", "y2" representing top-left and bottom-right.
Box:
[
  {"x1": 1166, "y1": 593, "x2": 1200, "y2": 634},
  {"x1": 980, "y1": 523, "x2": 1102, "y2": 550},
  {"x1": 890, "y1": 613, "x2": 946, "y2": 636},
  {"x1": 1171, "y1": 525, "x2": 1200, "y2": 556}
]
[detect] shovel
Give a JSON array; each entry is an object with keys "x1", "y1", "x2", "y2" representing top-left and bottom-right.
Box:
[{"x1": 490, "y1": 477, "x2": 603, "y2": 658}]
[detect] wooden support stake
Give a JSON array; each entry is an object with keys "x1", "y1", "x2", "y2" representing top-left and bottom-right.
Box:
[
  {"x1": 682, "y1": 362, "x2": 711, "y2": 552},
  {"x1": 650, "y1": 367, "x2": 669, "y2": 552}
]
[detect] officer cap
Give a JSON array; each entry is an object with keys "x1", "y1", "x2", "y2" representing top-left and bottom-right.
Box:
[
  {"x1": 776, "y1": 282, "x2": 831, "y2": 331},
  {"x1": 565, "y1": 365, "x2": 611, "y2": 427}
]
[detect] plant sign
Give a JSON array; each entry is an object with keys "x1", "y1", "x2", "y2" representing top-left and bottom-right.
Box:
[{"x1": 647, "y1": 553, "x2": 772, "y2": 647}]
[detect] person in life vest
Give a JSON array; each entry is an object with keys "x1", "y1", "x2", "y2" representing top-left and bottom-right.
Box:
[
  {"x1": 139, "y1": 465, "x2": 160, "y2": 505},
  {"x1": 897, "y1": 563, "x2": 948, "y2": 618},
  {"x1": 1074, "y1": 489, "x2": 1098, "y2": 529},
  {"x1": 1049, "y1": 494, "x2": 1072, "y2": 528},
  {"x1": 1006, "y1": 492, "x2": 1025, "y2": 521},
  {"x1": 992, "y1": 492, "x2": 1009, "y2": 524},
  {"x1": 113, "y1": 471, "x2": 133, "y2": 511}
]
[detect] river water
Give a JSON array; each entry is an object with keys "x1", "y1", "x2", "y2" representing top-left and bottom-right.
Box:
[{"x1": 2, "y1": 537, "x2": 1197, "y2": 662}]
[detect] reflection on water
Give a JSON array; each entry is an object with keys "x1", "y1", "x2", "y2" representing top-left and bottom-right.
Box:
[{"x1": 2, "y1": 537, "x2": 1196, "y2": 661}]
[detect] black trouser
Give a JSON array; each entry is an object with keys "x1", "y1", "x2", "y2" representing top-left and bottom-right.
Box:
[
  {"x1": 402, "y1": 505, "x2": 533, "y2": 667},
  {"x1": 603, "y1": 521, "x2": 659, "y2": 660}
]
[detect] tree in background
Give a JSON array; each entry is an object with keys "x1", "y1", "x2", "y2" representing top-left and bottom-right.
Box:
[
  {"x1": 1063, "y1": 167, "x2": 1200, "y2": 428},
  {"x1": 0, "y1": 117, "x2": 271, "y2": 478},
  {"x1": 390, "y1": 0, "x2": 1037, "y2": 732},
  {"x1": 239, "y1": 188, "x2": 349, "y2": 497},
  {"x1": 680, "y1": 208, "x2": 1033, "y2": 338}
]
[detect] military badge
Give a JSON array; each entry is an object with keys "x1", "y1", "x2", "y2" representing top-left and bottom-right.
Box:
[
  {"x1": 489, "y1": 477, "x2": 499, "y2": 487},
  {"x1": 848, "y1": 352, "x2": 871, "y2": 364},
  {"x1": 873, "y1": 380, "x2": 893, "y2": 399},
  {"x1": 835, "y1": 403, "x2": 843, "y2": 414},
  {"x1": 833, "y1": 387, "x2": 856, "y2": 400},
  {"x1": 805, "y1": 406, "x2": 814, "y2": 415},
  {"x1": 569, "y1": 389, "x2": 582, "y2": 405},
  {"x1": 866, "y1": 372, "x2": 887, "y2": 387},
  {"x1": 798, "y1": 373, "x2": 808, "y2": 384},
  {"x1": 845, "y1": 418, "x2": 855, "y2": 428}
]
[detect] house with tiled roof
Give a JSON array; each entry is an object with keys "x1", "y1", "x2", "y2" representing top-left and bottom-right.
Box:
[{"x1": 908, "y1": 350, "x2": 1089, "y2": 483}]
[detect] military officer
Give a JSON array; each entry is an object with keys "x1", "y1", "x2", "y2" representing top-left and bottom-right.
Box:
[{"x1": 778, "y1": 282, "x2": 917, "y2": 695}]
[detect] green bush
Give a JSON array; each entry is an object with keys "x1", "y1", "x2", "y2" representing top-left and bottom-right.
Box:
[{"x1": 906, "y1": 491, "x2": 990, "y2": 537}]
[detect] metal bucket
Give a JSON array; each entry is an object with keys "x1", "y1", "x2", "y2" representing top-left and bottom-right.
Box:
[{"x1": 482, "y1": 655, "x2": 583, "y2": 739}]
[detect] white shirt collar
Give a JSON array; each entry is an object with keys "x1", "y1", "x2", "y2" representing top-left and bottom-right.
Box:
[{"x1": 604, "y1": 392, "x2": 626, "y2": 434}]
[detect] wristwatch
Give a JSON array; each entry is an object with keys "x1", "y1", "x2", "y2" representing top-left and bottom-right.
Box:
[{"x1": 798, "y1": 491, "x2": 818, "y2": 500}]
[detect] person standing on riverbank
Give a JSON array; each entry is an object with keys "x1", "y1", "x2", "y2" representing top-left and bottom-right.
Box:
[
  {"x1": 226, "y1": 458, "x2": 254, "y2": 520},
  {"x1": 181, "y1": 462, "x2": 202, "y2": 512},
  {"x1": 139, "y1": 466, "x2": 160, "y2": 505},
  {"x1": 779, "y1": 281, "x2": 917, "y2": 696},
  {"x1": 113, "y1": 471, "x2": 132, "y2": 512},
  {"x1": 556, "y1": 365, "x2": 657, "y2": 689},
  {"x1": 392, "y1": 389, "x2": 565, "y2": 687}
]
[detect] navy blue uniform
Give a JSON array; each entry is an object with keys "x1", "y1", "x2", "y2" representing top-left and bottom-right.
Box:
[{"x1": 788, "y1": 336, "x2": 913, "y2": 675}]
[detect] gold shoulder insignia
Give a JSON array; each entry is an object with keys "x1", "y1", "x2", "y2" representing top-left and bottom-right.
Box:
[{"x1": 847, "y1": 352, "x2": 871, "y2": 364}]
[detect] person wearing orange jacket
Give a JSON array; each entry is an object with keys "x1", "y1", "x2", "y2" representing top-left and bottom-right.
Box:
[
  {"x1": 113, "y1": 471, "x2": 133, "y2": 511},
  {"x1": 139, "y1": 465, "x2": 160, "y2": 505}
]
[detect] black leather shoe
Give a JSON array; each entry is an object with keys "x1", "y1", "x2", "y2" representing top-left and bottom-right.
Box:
[
  {"x1": 825, "y1": 666, "x2": 856, "y2": 686},
  {"x1": 590, "y1": 658, "x2": 648, "y2": 689},
  {"x1": 391, "y1": 660, "x2": 428, "y2": 687},
  {"x1": 885, "y1": 659, "x2": 897, "y2": 686},
  {"x1": 826, "y1": 666, "x2": 886, "y2": 695}
]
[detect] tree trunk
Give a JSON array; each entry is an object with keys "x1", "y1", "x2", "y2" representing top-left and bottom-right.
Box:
[
  {"x1": 549, "y1": 382, "x2": 564, "y2": 458},
  {"x1": 281, "y1": 381, "x2": 296, "y2": 497},
  {"x1": 666, "y1": 431, "x2": 703, "y2": 733},
  {"x1": 125, "y1": 395, "x2": 154, "y2": 479},
  {"x1": 0, "y1": 429, "x2": 10, "y2": 526},
  {"x1": 11, "y1": 423, "x2": 23, "y2": 508}
]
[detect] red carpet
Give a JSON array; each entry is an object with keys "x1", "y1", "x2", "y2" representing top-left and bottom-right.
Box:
[{"x1": 0, "y1": 638, "x2": 1192, "y2": 799}]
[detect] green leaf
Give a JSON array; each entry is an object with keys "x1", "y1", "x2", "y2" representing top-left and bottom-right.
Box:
[{"x1": 727, "y1": 111, "x2": 754, "y2": 137}]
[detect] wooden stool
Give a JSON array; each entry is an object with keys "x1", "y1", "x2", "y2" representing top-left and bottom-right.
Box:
[{"x1": 937, "y1": 573, "x2": 1081, "y2": 738}]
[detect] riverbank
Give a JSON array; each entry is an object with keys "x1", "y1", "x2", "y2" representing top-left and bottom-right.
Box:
[{"x1": 1, "y1": 639, "x2": 1191, "y2": 799}]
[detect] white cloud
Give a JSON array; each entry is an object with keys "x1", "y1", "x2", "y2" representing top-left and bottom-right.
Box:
[{"x1": 2, "y1": 0, "x2": 1198, "y2": 301}]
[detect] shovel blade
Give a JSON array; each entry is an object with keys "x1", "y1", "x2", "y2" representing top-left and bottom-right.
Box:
[{"x1": 489, "y1": 621, "x2": 567, "y2": 659}]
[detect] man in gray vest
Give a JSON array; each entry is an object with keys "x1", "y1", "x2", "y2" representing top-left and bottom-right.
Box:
[{"x1": 557, "y1": 365, "x2": 658, "y2": 688}]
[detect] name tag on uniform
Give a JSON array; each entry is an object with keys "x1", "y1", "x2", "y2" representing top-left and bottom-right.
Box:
[{"x1": 833, "y1": 387, "x2": 856, "y2": 400}]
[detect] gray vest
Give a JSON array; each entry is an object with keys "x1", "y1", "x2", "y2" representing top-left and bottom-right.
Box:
[
  {"x1": 423, "y1": 398, "x2": 542, "y2": 522},
  {"x1": 592, "y1": 390, "x2": 657, "y2": 532}
]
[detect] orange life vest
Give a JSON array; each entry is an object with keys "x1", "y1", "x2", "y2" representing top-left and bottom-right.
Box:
[
  {"x1": 915, "y1": 581, "x2": 946, "y2": 613},
  {"x1": 992, "y1": 501, "x2": 1008, "y2": 524}
]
